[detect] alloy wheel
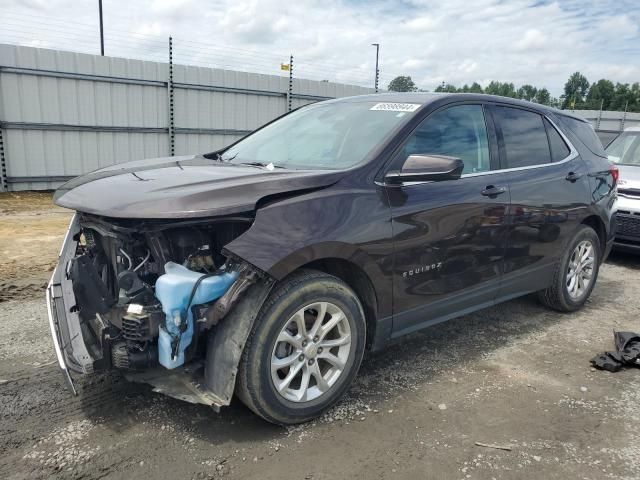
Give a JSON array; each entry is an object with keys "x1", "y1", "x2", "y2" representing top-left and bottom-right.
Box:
[
  {"x1": 270, "y1": 302, "x2": 352, "y2": 402},
  {"x1": 566, "y1": 240, "x2": 595, "y2": 300}
]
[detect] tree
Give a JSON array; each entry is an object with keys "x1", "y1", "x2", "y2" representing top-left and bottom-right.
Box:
[
  {"x1": 517, "y1": 84, "x2": 538, "y2": 102},
  {"x1": 585, "y1": 79, "x2": 615, "y2": 110},
  {"x1": 534, "y1": 87, "x2": 551, "y2": 106},
  {"x1": 435, "y1": 82, "x2": 459, "y2": 93},
  {"x1": 562, "y1": 71, "x2": 589, "y2": 108},
  {"x1": 484, "y1": 81, "x2": 517, "y2": 98},
  {"x1": 468, "y1": 82, "x2": 484, "y2": 94},
  {"x1": 388, "y1": 76, "x2": 418, "y2": 92},
  {"x1": 632, "y1": 83, "x2": 640, "y2": 112},
  {"x1": 416, "y1": 75, "x2": 640, "y2": 112},
  {"x1": 549, "y1": 97, "x2": 562, "y2": 109},
  {"x1": 608, "y1": 82, "x2": 639, "y2": 112}
]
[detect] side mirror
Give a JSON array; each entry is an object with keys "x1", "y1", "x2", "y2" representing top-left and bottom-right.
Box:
[{"x1": 385, "y1": 154, "x2": 464, "y2": 184}]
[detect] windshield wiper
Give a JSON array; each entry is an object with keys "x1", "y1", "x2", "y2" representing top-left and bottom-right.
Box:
[
  {"x1": 237, "y1": 162, "x2": 286, "y2": 169},
  {"x1": 208, "y1": 152, "x2": 238, "y2": 162}
]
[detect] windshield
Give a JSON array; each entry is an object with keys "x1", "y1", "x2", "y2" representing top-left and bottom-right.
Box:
[
  {"x1": 220, "y1": 101, "x2": 421, "y2": 169},
  {"x1": 606, "y1": 132, "x2": 640, "y2": 166}
]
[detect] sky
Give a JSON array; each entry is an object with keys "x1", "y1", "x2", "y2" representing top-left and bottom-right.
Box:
[{"x1": 1, "y1": 0, "x2": 638, "y2": 96}]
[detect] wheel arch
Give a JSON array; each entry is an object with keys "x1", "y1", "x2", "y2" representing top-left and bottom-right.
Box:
[
  {"x1": 581, "y1": 214, "x2": 606, "y2": 259},
  {"x1": 300, "y1": 257, "x2": 379, "y2": 350}
]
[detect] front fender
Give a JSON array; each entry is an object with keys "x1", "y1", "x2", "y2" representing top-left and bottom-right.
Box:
[
  {"x1": 267, "y1": 240, "x2": 376, "y2": 280},
  {"x1": 224, "y1": 187, "x2": 394, "y2": 319}
]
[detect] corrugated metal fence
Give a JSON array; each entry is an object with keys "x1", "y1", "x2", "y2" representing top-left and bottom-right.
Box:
[
  {"x1": 0, "y1": 44, "x2": 373, "y2": 191},
  {"x1": 573, "y1": 109, "x2": 640, "y2": 147}
]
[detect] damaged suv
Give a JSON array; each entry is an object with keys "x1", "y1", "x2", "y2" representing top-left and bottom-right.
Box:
[{"x1": 48, "y1": 93, "x2": 617, "y2": 425}]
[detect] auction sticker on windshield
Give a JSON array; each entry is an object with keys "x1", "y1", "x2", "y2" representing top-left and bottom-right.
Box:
[{"x1": 370, "y1": 103, "x2": 421, "y2": 112}]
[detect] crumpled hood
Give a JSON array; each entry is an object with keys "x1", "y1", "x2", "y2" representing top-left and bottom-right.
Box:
[{"x1": 54, "y1": 155, "x2": 344, "y2": 218}]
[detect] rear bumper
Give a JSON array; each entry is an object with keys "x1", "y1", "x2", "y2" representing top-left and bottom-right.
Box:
[
  {"x1": 613, "y1": 211, "x2": 640, "y2": 254},
  {"x1": 46, "y1": 214, "x2": 96, "y2": 394},
  {"x1": 613, "y1": 237, "x2": 640, "y2": 253}
]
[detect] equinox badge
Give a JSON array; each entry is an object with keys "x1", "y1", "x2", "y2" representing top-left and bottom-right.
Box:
[{"x1": 403, "y1": 262, "x2": 443, "y2": 277}]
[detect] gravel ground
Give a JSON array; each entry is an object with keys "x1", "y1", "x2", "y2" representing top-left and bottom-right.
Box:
[{"x1": 1, "y1": 192, "x2": 640, "y2": 479}]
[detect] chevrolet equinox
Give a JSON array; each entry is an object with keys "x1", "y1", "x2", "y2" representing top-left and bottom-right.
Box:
[{"x1": 48, "y1": 93, "x2": 617, "y2": 424}]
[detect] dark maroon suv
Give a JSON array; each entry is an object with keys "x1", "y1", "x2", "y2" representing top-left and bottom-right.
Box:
[{"x1": 48, "y1": 93, "x2": 617, "y2": 424}]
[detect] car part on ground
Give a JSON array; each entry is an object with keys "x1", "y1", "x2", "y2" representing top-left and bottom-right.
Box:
[
  {"x1": 47, "y1": 92, "x2": 616, "y2": 424},
  {"x1": 591, "y1": 331, "x2": 640, "y2": 372}
]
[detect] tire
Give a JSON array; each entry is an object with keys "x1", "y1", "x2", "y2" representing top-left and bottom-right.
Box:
[
  {"x1": 538, "y1": 225, "x2": 601, "y2": 312},
  {"x1": 236, "y1": 269, "x2": 366, "y2": 425}
]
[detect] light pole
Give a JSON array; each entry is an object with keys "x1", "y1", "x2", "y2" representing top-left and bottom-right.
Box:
[
  {"x1": 98, "y1": 0, "x2": 104, "y2": 56},
  {"x1": 371, "y1": 43, "x2": 379, "y2": 93}
]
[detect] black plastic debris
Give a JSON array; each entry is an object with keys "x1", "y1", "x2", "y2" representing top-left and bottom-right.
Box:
[{"x1": 591, "y1": 331, "x2": 640, "y2": 372}]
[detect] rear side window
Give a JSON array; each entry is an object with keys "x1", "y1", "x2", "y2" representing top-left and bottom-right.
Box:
[
  {"x1": 544, "y1": 118, "x2": 571, "y2": 162},
  {"x1": 558, "y1": 115, "x2": 607, "y2": 158},
  {"x1": 493, "y1": 106, "x2": 550, "y2": 168}
]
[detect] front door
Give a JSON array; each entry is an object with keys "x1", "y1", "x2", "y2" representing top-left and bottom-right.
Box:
[{"x1": 385, "y1": 104, "x2": 511, "y2": 337}]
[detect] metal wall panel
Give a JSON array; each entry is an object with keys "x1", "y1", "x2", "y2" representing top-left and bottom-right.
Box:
[
  {"x1": 572, "y1": 109, "x2": 640, "y2": 132},
  {"x1": 0, "y1": 44, "x2": 374, "y2": 191}
]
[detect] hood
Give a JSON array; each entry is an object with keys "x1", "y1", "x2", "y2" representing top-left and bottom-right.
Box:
[
  {"x1": 617, "y1": 164, "x2": 640, "y2": 192},
  {"x1": 54, "y1": 155, "x2": 345, "y2": 218}
]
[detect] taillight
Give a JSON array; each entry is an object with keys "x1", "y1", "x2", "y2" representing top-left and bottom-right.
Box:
[{"x1": 610, "y1": 165, "x2": 619, "y2": 184}]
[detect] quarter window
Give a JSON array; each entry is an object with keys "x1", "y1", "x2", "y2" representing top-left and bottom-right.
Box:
[
  {"x1": 402, "y1": 105, "x2": 491, "y2": 174},
  {"x1": 493, "y1": 106, "x2": 551, "y2": 168},
  {"x1": 544, "y1": 118, "x2": 571, "y2": 162}
]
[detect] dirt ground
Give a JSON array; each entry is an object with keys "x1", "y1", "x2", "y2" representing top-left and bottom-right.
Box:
[{"x1": 1, "y1": 192, "x2": 639, "y2": 480}]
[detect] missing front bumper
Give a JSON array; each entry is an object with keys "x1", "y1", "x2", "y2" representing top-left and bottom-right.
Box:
[
  {"x1": 46, "y1": 214, "x2": 98, "y2": 394},
  {"x1": 46, "y1": 281, "x2": 77, "y2": 395}
]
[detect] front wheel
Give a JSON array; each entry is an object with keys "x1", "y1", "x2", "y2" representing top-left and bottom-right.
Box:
[
  {"x1": 236, "y1": 270, "x2": 366, "y2": 425},
  {"x1": 539, "y1": 225, "x2": 601, "y2": 312}
]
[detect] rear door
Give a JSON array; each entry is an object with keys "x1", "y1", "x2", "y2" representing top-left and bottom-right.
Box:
[
  {"x1": 385, "y1": 103, "x2": 512, "y2": 337},
  {"x1": 489, "y1": 105, "x2": 591, "y2": 297}
]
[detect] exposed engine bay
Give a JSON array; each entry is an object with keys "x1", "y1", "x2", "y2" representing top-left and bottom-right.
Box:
[{"x1": 49, "y1": 212, "x2": 271, "y2": 406}]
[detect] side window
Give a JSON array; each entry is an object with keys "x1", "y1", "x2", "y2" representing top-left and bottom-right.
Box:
[
  {"x1": 544, "y1": 118, "x2": 571, "y2": 162},
  {"x1": 558, "y1": 115, "x2": 607, "y2": 158},
  {"x1": 493, "y1": 106, "x2": 551, "y2": 168},
  {"x1": 402, "y1": 105, "x2": 490, "y2": 174}
]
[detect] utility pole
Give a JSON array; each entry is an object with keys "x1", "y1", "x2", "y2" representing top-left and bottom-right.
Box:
[
  {"x1": 98, "y1": 0, "x2": 104, "y2": 56},
  {"x1": 371, "y1": 43, "x2": 379, "y2": 93}
]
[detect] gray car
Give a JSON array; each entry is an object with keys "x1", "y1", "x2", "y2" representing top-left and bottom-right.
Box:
[{"x1": 607, "y1": 126, "x2": 640, "y2": 251}]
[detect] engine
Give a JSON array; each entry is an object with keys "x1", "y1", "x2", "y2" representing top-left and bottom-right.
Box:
[{"x1": 67, "y1": 214, "x2": 251, "y2": 372}]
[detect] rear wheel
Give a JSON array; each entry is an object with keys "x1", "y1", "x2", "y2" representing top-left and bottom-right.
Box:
[
  {"x1": 539, "y1": 225, "x2": 601, "y2": 312},
  {"x1": 236, "y1": 270, "x2": 366, "y2": 425}
]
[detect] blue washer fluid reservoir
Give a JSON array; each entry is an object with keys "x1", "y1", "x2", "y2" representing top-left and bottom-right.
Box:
[{"x1": 155, "y1": 262, "x2": 238, "y2": 369}]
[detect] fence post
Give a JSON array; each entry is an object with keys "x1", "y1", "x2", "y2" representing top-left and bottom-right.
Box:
[
  {"x1": 168, "y1": 36, "x2": 175, "y2": 156},
  {"x1": 287, "y1": 55, "x2": 293, "y2": 112},
  {"x1": 620, "y1": 101, "x2": 628, "y2": 132},
  {"x1": 0, "y1": 71, "x2": 6, "y2": 191},
  {"x1": 596, "y1": 99, "x2": 603, "y2": 131},
  {"x1": 0, "y1": 126, "x2": 7, "y2": 192}
]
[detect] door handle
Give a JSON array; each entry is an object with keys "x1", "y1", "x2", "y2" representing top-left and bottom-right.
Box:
[
  {"x1": 566, "y1": 172, "x2": 582, "y2": 182},
  {"x1": 481, "y1": 185, "x2": 507, "y2": 197}
]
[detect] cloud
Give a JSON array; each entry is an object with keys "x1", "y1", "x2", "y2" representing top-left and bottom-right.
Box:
[
  {"x1": 0, "y1": 0, "x2": 638, "y2": 96},
  {"x1": 513, "y1": 29, "x2": 548, "y2": 52},
  {"x1": 404, "y1": 15, "x2": 439, "y2": 31},
  {"x1": 598, "y1": 14, "x2": 638, "y2": 38}
]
